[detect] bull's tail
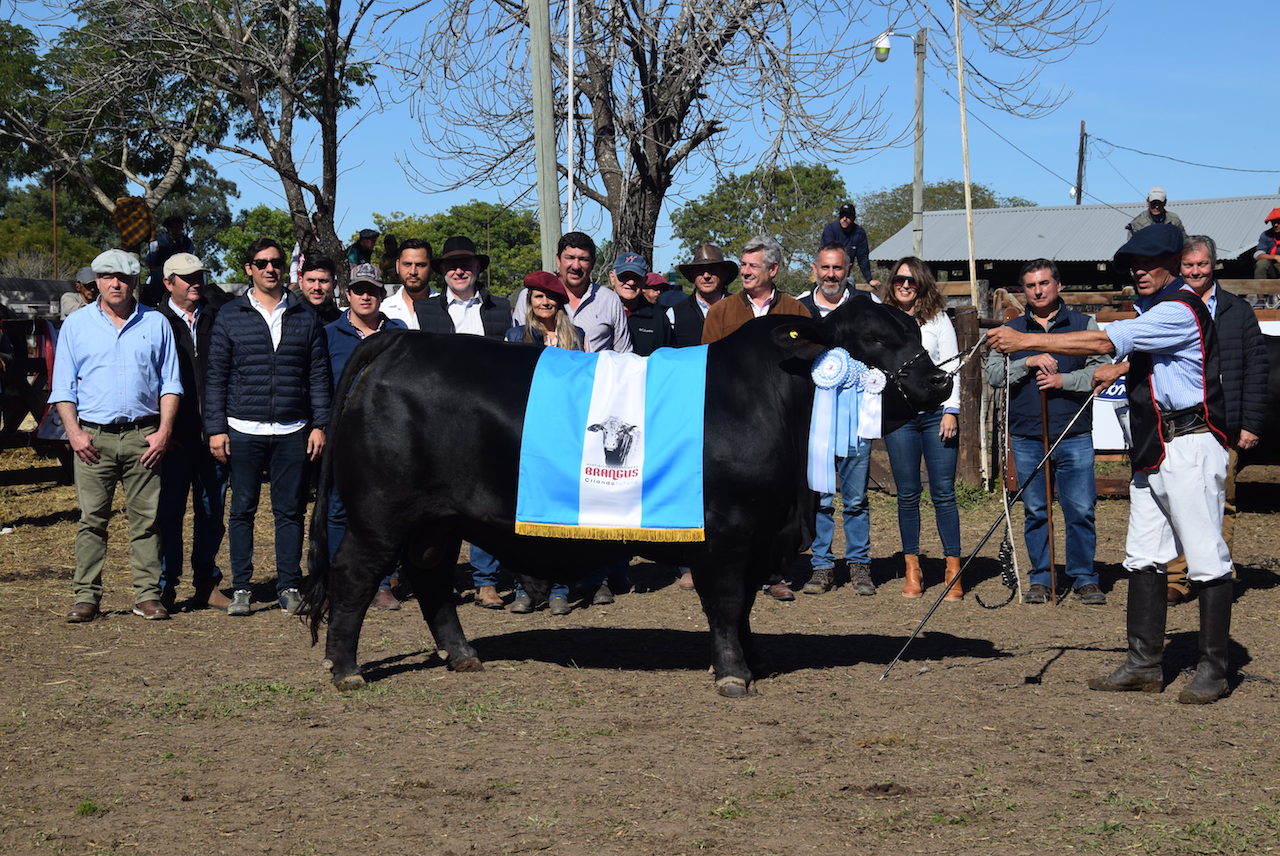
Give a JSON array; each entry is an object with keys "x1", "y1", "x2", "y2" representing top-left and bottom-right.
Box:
[{"x1": 303, "y1": 330, "x2": 406, "y2": 644}]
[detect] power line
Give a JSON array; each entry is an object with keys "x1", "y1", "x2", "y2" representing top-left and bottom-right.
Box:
[{"x1": 1090, "y1": 135, "x2": 1280, "y2": 175}]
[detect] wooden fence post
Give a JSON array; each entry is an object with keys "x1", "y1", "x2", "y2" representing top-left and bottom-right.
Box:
[{"x1": 953, "y1": 306, "x2": 982, "y2": 486}]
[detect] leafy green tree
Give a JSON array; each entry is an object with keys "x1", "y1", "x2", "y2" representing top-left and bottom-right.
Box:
[
  {"x1": 855, "y1": 179, "x2": 1037, "y2": 252},
  {"x1": 670, "y1": 164, "x2": 848, "y2": 274},
  {"x1": 374, "y1": 201, "x2": 542, "y2": 296},
  {"x1": 214, "y1": 205, "x2": 296, "y2": 283}
]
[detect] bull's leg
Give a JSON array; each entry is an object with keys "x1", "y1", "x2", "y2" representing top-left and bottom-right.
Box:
[
  {"x1": 324, "y1": 533, "x2": 396, "y2": 691},
  {"x1": 403, "y1": 538, "x2": 483, "y2": 673},
  {"x1": 695, "y1": 559, "x2": 757, "y2": 698}
]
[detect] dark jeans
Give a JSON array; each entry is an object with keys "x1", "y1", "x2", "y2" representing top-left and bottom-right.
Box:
[
  {"x1": 883, "y1": 409, "x2": 961, "y2": 557},
  {"x1": 158, "y1": 441, "x2": 228, "y2": 594},
  {"x1": 227, "y1": 428, "x2": 308, "y2": 593},
  {"x1": 1011, "y1": 432, "x2": 1098, "y2": 589}
]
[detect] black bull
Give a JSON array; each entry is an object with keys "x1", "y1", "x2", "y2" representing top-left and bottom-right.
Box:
[{"x1": 303, "y1": 295, "x2": 951, "y2": 697}]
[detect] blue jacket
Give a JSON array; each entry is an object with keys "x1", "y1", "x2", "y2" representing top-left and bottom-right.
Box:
[
  {"x1": 820, "y1": 219, "x2": 873, "y2": 282},
  {"x1": 205, "y1": 293, "x2": 332, "y2": 434},
  {"x1": 325, "y1": 311, "x2": 407, "y2": 389}
]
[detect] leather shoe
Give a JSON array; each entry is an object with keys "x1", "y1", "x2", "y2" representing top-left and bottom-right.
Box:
[
  {"x1": 132, "y1": 599, "x2": 170, "y2": 620},
  {"x1": 1167, "y1": 585, "x2": 1189, "y2": 605},
  {"x1": 474, "y1": 585, "x2": 504, "y2": 609},
  {"x1": 766, "y1": 582, "x2": 795, "y2": 602},
  {"x1": 372, "y1": 589, "x2": 401, "y2": 611},
  {"x1": 66, "y1": 602, "x2": 99, "y2": 623}
]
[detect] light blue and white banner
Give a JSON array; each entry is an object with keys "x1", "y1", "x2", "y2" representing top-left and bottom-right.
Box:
[{"x1": 515, "y1": 346, "x2": 708, "y2": 541}]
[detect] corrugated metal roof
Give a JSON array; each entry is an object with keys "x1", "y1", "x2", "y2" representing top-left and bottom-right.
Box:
[{"x1": 870, "y1": 195, "x2": 1280, "y2": 263}]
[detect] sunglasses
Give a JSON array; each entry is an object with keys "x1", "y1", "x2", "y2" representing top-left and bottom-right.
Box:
[
  {"x1": 347, "y1": 285, "x2": 384, "y2": 297},
  {"x1": 250, "y1": 257, "x2": 286, "y2": 270},
  {"x1": 892, "y1": 275, "x2": 918, "y2": 288}
]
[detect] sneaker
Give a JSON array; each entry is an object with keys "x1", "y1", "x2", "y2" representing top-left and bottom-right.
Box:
[
  {"x1": 227, "y1": 589, "x2": 252, "y2": 616},
  {"x1": 849, "y1": 562, "x2": 876, "y2": 596},
  {"x1": 548, "y1": 595, "x2": 572, "y2": 616},
  {"x1": 801, "y1": 567, "x2": 833, "y2": 595},
  {"x1": 372, "y1": 589, "x2": 401, "y2": 611},
  {"x1": 1023, "y1": 584, "x2": 1050, "y2": 605},
  {"x1": 1073, "y1": 583, "x2": 1107, "y2": 605},
  {"x1": 509, "y1": 593, "x2": 534, "y2": 614},
  {"x1": 279, "y1": 588, "x2": 304, "y2": 615},
  {"x1": 591, "y1": 584, "x2": 615, "y2": 606}
]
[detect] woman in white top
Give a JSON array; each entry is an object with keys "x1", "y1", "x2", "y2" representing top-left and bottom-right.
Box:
[{"x1": 877, "y1": 257, "x2": 963, "y2": 601}]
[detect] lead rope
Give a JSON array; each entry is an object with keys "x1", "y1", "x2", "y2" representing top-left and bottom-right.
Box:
[{"x1": 974, "y1": 352, "x2": 1022, "y2": 609}]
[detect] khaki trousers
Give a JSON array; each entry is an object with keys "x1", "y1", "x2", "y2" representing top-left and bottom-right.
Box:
[
  {"x1": 1165, "y1": 446, "x2": 1239, "y2": 594},
  {"x1": 71, "y1": 424, "x2": 163, "y2": 604}
]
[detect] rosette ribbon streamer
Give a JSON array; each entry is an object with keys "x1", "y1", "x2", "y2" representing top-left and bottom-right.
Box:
[{"x1": 806, "y1": 348, "x2": 885, "y2": 493}]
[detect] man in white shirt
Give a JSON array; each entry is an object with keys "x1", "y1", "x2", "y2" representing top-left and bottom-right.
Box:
[{"x1": 381, "y1": 238, "x2": 434, "y2": 330}]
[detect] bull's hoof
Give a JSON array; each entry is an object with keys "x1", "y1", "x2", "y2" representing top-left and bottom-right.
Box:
[
  {"x1": 715, "y1": 676, "x2": 749, "y2": 698},
  {"x1": 333, "y1": 672, "x2": 367, "y2": 691},
  {"x1": 448, "y1": 655, "x2": 485, "y2": 673}
]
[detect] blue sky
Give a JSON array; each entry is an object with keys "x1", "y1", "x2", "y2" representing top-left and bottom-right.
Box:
[{"x1": 211, "y1": 0, "x2": 1280, "y2": 270}]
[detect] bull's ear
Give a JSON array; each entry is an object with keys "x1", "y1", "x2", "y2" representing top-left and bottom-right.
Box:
[{"x1": 772, "y1": 319, "x2": 831, "y2": 362}]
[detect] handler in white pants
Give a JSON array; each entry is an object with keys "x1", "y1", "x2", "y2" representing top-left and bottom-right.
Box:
[
  {"x1": 988, "y1": 223, "x2": 1235, "y2": 705},
  {"x1": 1125, "y1": 433, "x2": 1232, "y2": 581}
]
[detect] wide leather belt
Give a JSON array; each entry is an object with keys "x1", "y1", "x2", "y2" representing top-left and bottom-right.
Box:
[
  {"x1": 79, "y1": 416, "x2": 160, "y2": 434},
  {"x1": 1160, "y1": 406, "x2": 1208, "y2": 440}
]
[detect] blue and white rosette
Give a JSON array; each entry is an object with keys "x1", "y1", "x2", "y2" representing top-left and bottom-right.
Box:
[
  {"x1": 807, "y1": 348, "x2": 878, "y2": 492},
  {"x1": 858, "y1": 368, "x2": 886, "y2": 440}
]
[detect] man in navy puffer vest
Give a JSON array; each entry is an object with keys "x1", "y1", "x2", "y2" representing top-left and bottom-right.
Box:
[{"x1": 206, "y1": 237, "x2": 331, "y2": 617}]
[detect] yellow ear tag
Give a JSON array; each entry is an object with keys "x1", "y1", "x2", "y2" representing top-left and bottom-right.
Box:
[{"x1": 789, "y1": 330, "x2": 798, "y2": 339}]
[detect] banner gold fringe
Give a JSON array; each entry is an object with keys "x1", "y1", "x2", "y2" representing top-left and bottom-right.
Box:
[{"x1": 514, "y1": 522, "x2": 705, "y2": 542}]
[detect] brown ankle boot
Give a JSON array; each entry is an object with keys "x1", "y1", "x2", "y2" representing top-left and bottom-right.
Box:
[
  {"x1": 944, "y1": 556, "x2": 963, "y2": 601},
  {"x1": 901, "y1": 554, "x2": 923, "y2": 598}
]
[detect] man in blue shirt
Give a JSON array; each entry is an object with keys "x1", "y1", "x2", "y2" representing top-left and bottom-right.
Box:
[
  {"x1": 819, "y1": 204, "x2": 879, "y2": 289},
  {"x1": 51, "y1": 249, "x2": 183, "y2": 622},
  {"x1": 988, "y1": 223, "x2": 1235, "y2": 704}
]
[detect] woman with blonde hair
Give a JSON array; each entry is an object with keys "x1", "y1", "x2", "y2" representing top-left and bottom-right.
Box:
[
  {"x1": 508, "y1": 271, "x2": 585, "y2": 351},
  {"x1": 877, "y1": 256, "x2": 963, "y2": 601}
]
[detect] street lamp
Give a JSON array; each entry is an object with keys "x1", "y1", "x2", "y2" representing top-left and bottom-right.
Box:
[{"x1": 873, "y1": 27, "x2": 926, "y2": 259}]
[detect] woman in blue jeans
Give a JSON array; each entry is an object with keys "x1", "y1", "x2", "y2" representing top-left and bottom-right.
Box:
[{"x1": 878, "y1": 257, "x2": 963, "y2": 601}]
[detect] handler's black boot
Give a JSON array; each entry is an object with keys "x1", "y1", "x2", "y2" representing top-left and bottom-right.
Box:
[
  {"x1": 1178, "y1": 577, "x2": 1233, "y2": 704},
  {"x1": 1088, "y1": 569, "x2": 1167, "y2": 693}
]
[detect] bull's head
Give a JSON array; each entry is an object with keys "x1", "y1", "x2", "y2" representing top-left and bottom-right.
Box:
[
  {"x1": 587, "y1": 416, "x2": 638, "y2": 467},
  {"x1": 772, "y1": 293, "x2": 951, "y2": 418}
]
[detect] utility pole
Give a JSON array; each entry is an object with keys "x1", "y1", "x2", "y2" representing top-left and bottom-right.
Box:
[
  {"x1": 911, "y1": 28, "x2": 926, "y2": 257},
  {"x1": 1075, "y1": 121, "x2": 1086, "y2": 205},
  {"x1": 527, "y1": 0, "x2": 559, "y2": 271}
]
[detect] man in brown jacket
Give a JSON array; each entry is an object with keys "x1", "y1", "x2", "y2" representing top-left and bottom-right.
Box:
[
  {"x1": 701, "y1": 236, "x2": 811, "y2": 601},
  {"x1": 701, "y1": 235, "x2": 810, "y2": 344}
]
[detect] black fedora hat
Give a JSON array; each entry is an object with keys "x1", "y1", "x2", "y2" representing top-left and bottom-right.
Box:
[{"x1": 432, "y1": 236, "x2": 490, "y2": 273}]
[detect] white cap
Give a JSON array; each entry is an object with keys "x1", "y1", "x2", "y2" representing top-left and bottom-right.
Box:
[{"x1": 1147, "y1": 186, "x2": 1167, "y2": 203}]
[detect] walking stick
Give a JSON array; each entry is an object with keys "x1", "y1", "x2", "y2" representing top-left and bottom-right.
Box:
[
  {"x1": 880, "y1": 390, "x2": 1096, "y2": 681},
  {"x1": 1040, "y1": 389, "x2": 1056, "y2": 603}
]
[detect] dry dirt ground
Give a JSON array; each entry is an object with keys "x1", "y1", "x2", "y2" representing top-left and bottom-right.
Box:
[{"x1": 2, "y1": 447, "x2": 1279, "y2": 856}]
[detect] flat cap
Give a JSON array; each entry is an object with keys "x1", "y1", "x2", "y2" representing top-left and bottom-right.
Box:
[
  {"x1": 1115, "y1": 223, "x2": 1183, "y2": 267},
  {"x1": 91, "y1": 249, "x2": 141, "y2": 277}
]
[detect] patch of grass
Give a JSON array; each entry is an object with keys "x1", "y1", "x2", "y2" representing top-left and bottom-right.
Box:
[
  {"x1": 73, "y1": 800, "x2": 100, "y2": 817},
  {"x1": 751, "y1": 786, "x2": 795, "y2": 800},
  {"x1": 854, "y1": 733, "x2": 911, "y2": 748},
  {"x1": 929, "y1": 812, "x2": 971, "y2": 825},
  {"x1": 517, "y1": 811, "x2": 559, "y2": 829},
  {"x1": 711, "y1": 797, "x2": 748, "y2": 820}
]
